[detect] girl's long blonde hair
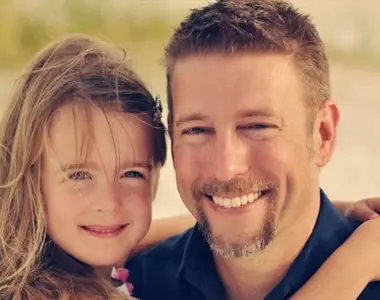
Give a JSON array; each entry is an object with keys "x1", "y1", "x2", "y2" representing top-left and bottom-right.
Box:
[{"x1": 0, "y1": 34, "x2": 166, "y2": 300}]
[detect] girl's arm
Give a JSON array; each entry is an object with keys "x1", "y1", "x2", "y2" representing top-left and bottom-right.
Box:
[
  {"x1": 133, "y1": 198, "x2": 380, "y2": 254},
  {"x1": 291, "y1": 217, "x2": 380, "y2": 299},
  {"x1": 131, "y1": 214, "x2": 195, "y2": 255},
  {"x1": 334, "y1": 198, "x2": 380, "y2": 221}
]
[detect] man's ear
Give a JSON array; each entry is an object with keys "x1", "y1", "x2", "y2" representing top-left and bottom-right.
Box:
[
  {"x1": 313, "y1": 99, "x2": 340, "y2": 167},
  {"x1": 167, "y1": 115, "x2": 175, "y2": 168}
]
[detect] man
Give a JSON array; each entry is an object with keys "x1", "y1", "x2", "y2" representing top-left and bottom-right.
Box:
[{"x1": 128, "y1": 0, "x2": 380, "y2": 299}]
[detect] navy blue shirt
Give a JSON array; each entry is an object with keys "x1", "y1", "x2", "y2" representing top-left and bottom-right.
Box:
[{"x1": 128, "y1": 190, "x2": 380, "y2": 299}]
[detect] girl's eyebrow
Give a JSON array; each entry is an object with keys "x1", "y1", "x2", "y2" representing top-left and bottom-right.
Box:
[
  {"x1": 119, "y1": 161, "x2": 153, "y2": 171},
  {"x1": 57, "y1": 161, "x2": 98, "y2": 173},
  {"x1": 57, "y1": 160, "x2": 153, "y2": 173}
]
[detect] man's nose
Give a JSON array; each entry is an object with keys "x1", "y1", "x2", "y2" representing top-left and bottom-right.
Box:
[{"x1": 211, "y1": 131, "x2": 250, "y2": 182}]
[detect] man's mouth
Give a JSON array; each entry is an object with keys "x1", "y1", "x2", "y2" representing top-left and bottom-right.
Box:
[{"x1": 206, "y1": 190, "x2": 269, "y2": 209}]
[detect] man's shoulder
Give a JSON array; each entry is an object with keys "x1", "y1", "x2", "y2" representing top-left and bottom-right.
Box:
[
  {"x1": 130, "y1": 226, "x2": 193, "y2": 265},
  {"x1": 126, "y1": 227, "x2": 194, "y2": 298},
  {"x1": 311, "y1": 192, "x2": 360, "y2": 248},
  {"x1": 361, "y1": 281, "x2": 380, "y2": 298}
]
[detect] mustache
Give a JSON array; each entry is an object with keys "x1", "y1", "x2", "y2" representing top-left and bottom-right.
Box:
[{"x1": 193, "y1": 177, "x2": 275, "y2": 198}]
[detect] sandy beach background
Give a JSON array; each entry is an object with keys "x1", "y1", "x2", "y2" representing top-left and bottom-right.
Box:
[{"x1": 0, "y1": 0, "x2": 379, "y2": 218}]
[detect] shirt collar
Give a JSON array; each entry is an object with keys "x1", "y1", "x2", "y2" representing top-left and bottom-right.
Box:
[
  {"x1": 179, "y1": 223, "x2": 226, "y2": 299},
  {"x1": 267, "y1": 189, "x2": 355, "y2": 298}
]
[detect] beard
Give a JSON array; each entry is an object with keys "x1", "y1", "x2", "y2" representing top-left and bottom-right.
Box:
[{"x1": 194, "y1": 177, "x2": 277, "y2": 259}]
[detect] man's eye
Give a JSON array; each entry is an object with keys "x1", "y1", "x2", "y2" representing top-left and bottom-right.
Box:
[
  {"x1": 244, "y1": 123, "x2": 274, "y2": 130},
  {"x1": 68, "y1": 171, "x2": 91, "y2": 181},
  {"x1": 122, "y1": 170, "x2": 145, "y2": 179},
  {"x1": 182, "y1": 127, "x2": 207, "y2": 135}
]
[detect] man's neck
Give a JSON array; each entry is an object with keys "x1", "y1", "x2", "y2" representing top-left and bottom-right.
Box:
[{"x1": 214, "y1": 194, "x2": 320, "y2": 300}]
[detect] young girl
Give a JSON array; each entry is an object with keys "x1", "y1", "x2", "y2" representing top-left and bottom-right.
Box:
[
  {"x1": 0, "y1": 34, "x2": 166, "y2": 299},
  {"x1": 0, "y1": 33, "x2": 379, "y2": 299}
]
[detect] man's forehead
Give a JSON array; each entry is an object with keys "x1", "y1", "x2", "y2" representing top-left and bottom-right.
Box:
[
  {"x1": 171, "y1": 53, "x2": 302, "y2": 118},
  {"x1": 171, "y1": 54, "x2": 299, "y2": 95},
  {"x1": 171, "y1": 52, "x2": 295, "y2": 76}
]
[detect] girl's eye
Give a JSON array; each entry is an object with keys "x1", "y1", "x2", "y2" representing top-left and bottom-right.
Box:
[
  {"x1": 122, "y1": 170, "x2": 145, "y2": 179},
  {"x1": 68, "y1": 171, "x2": 92, "y2": 181}
]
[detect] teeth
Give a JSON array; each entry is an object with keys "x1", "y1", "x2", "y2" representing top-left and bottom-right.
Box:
[
  {"x1": 85, "y1": 226, "x2": 122, "y2": 233},
  {"x1": 231, "y1": 197, "x2": 240, "y2": 207},
  {"x1": 241, "y1": 195, "x2": 248, "y2": 205},
  {"x1": 248, "y1": 193, "x2": 255, "y2": 203},
  {"x1": 212, "y1": 192, "x2": 264, "y2": 209},
  {"x1": 225, "y1": 199, "x2": 232, "y2": 208},
  {"x1": 97, "y1": 229, "x2": 114, "y2": 233}
]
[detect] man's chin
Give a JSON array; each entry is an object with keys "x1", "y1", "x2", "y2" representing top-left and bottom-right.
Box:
[
  {"x1": 216, "y1": 232, "x2": 272, "y2": 258},
  {"x1": 198, "y1": 222, "x2": 275, "y2": 259},
  {"x1": 195, "y1": 195, "x2": 277, "y2": 258}
]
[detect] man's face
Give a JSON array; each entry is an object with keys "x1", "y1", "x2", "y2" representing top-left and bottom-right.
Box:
[{"x1": 171, "y1": 53, "x2": 338, "y2": 258}]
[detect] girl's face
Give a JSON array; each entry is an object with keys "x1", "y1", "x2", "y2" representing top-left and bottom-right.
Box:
[{"x1": 42, "y1": 102, "x2": 157, "y2": 269}]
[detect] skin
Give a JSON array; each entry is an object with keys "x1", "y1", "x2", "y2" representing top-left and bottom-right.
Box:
[
  {"x1": 36, "y1": 70, "x2": 379, "y2": 297},
  {"x1": 36, "y1": 95, "x2": 378, "y2": 298},
  {"x1": 141, "y1": 197, "x2": 380, "y2": 252},
  {"x1": 170, "y1": 52, "x2": 339, "y2": 299},
  {"x1": 137, "y1": 201, "x2": 380, "y2": 298},
  {"x1": 291, "y1": 215, "x2": 380, "y2": 299},
  {"x1": 42, "y1": 102, "x2": 158, "y2": 275}
]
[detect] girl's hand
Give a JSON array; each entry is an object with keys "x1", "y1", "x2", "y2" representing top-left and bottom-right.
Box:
[{"x1": 335, "y1": 198, "x2": 380, "y2": 221}]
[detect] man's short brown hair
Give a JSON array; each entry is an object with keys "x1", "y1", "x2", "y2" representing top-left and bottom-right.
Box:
[{"x1": 165, "y1": 0, "x2": 330, "y2": 132}]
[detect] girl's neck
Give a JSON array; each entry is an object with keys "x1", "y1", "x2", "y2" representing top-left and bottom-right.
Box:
[{"x1": 95, "y1": 266, "x2": 113, "y2": 278}]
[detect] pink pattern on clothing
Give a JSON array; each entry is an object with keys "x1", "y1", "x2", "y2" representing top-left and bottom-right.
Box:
[{"x1": 111, "y1": 267, "x2": 134, "y2": 295}]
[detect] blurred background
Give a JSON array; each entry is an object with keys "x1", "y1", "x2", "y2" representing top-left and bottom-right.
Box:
[{"x1": 0, "y1": 0, "x2": 379, "y2": 218}]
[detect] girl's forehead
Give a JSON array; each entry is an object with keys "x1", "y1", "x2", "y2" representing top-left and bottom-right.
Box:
[{"x1": 44, "y1": 102, "x2": 154, "y2": 168}]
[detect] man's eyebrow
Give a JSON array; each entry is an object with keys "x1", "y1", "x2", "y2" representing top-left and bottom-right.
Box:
[
  {"x1": 175, "y1": 113, "x2": 208, "y2": 127},
  {"x1": 237, "y1": 109, "x2": 275, "y2": 118},
  {"x1": 175, "y1": 110, "x2": 276, "y2": 125}
]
